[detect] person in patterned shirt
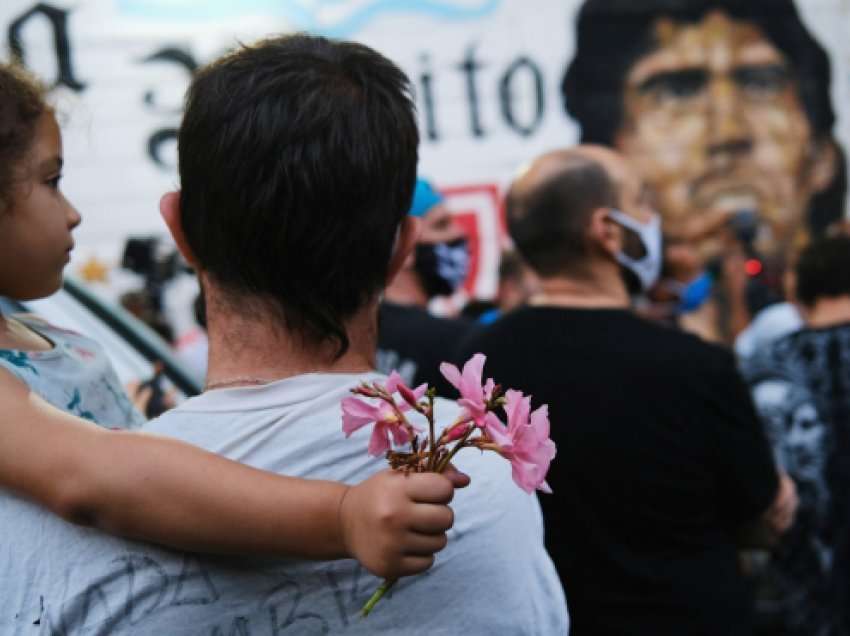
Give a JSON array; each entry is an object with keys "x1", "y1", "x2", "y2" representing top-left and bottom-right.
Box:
[{"x1": 742, "y1": 234, "x2": 850, "y2": 635}]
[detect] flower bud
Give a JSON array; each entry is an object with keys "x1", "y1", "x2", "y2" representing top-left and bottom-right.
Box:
[
  {"x1": 445, "y1": 422, "x2": 470, "y2": 443},
  {"x1": 397, "y1": 382, "x2": 421, "y2": 410},
  {"x1": 352, "y1": 383, "x2": 380, "y2": 398}
]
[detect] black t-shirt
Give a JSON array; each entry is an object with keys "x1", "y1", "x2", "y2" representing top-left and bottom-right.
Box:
[
  {"x1": 377, "y1": 302, "x2": 471, "y2": 398},
  {"x1": 456, "y1": 306, "x2": 778, "y2": 636}
]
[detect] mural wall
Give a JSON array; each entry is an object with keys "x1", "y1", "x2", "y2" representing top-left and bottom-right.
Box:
[{"x1": 2, "y1": 0, "x2": 849, "y2": 301}]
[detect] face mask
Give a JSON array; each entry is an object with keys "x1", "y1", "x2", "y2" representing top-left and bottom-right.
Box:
[
  {"x1": 663, "y1": 270, "x2": 714, "y2": 314},
  {"x1": 678, "y1": 271, "x2": 714, "y2": 313},
  {"x1": 414, "y1": 238, "x2": 470, "y2": 298},
  {"x1": 607, "y1": 209, "x2": 662, "y2": 292}
]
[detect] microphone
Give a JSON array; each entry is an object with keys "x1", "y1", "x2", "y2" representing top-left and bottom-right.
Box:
[
  {"x1": 728, "y1": 209, "x2": 759, "y2": 258},
  {"x1": 727, "y1": 209, "x2": 782, "y2": 314}
]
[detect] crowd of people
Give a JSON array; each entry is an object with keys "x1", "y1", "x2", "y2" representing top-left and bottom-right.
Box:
[{"x1": 2, "y1": 1, "x2": 850, "y2": 635}]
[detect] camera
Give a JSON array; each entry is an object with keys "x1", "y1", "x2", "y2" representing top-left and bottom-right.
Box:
[{"x1": 121, "y1": 236, "x2": 185, "y2": 288}]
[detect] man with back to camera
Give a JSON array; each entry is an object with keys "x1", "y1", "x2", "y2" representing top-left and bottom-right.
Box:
[
  {"x1": 456, "y1": 144, "x2": 796, "y2": 635},
  {"x1": 377, "y1": 178, "x2": 473, "y2": 396},
  {"x1": 0, "y1": 34, "x2": 568, "y2": 634}
]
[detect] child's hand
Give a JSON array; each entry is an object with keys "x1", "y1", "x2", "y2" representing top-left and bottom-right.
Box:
[{"x1": 339, "y1": 468, "x2": 469, "y2": 579}]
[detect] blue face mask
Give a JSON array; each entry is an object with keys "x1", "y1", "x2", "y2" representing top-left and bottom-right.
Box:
[{"x1": 674, "y1": 271, "x2": 714, "y2": 313}]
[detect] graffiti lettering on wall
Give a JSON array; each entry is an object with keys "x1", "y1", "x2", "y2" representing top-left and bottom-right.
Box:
[
  {"x1": 9, "y1": 2, "x2": 549, "y2": 173},
  {"x1": 419, "y1": 48, "x2": 545, "y2": 141},
  {"x1": 8, "y1": 3, "x2": 84, "y2": 90}
]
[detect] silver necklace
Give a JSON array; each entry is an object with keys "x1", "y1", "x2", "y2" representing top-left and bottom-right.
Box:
[{"x1": 204, "y1": 377, "x2": 274, "y2": 391}]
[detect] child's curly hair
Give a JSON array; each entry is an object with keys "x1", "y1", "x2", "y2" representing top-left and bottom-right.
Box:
[{"x1": 0, "y1": 63, "x2": 48, "y2": 212}]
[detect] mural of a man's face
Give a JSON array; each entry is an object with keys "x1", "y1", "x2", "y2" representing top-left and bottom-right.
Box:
[{"x1": 614, "y1": 10, "x2": 835, "y2": 251}]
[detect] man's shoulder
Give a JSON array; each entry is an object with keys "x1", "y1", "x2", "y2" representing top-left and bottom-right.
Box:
[
  {"x1": 776, "y1": 322, "x2": 850, "y2": 351},
  {"x1": 142, "y1": 372, "x2": 377, "y2": 449},
  {"x1": 461, "y1": 305, "x2": 731, "y2": 360},
  {"x1": 456, "y1": 306, "x2": 555, "y2": 351},
  {"x1": 754, "y1": 322, "x2": 850, "y2": 384}
]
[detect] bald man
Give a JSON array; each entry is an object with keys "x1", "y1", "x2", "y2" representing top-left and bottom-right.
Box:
[{"x1": 456, "y1": 146, "x2": 794, "y2": 635}]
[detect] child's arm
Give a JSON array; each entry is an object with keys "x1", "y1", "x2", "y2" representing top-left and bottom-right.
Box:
[{"x1": 0, "y1": 370, "x2": 467, "y2": 579}]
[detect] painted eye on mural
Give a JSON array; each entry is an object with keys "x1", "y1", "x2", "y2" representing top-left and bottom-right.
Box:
[
  {"x1": 637, "y1": 68, "x2": 708, "y2": 103},
  {"x1": 733, "y1": 64, "x2": 790, "y2": 98}
]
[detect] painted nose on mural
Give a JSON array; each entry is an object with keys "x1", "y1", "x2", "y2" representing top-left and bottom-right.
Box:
[{"x1": 706, "y1": 75, "x2": 752, "y2": 166}]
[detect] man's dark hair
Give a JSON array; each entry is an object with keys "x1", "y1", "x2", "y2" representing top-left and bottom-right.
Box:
[
  {"x1": 562, "y1": 0, "x2": 845, "y2": 232},
  {"x1": 507, "y1": 157, "x2": 618, "y2": 277},
  {"x1": 178, "y1": 34, "x2": 419, "y2": 357},
  {"x1": 795, "y1": 235, "x2": 850, "y2": 307}
]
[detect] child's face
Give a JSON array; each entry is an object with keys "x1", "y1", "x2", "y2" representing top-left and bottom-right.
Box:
[{"x1": 0, "y1": 112, "x2": 81, "y2": 300}]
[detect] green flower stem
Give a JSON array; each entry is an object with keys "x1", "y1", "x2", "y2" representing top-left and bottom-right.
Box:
[
  {"x1": 361, "y1": 578, "x2": 396, "y2": 617},
  {"x1": 435, "y1": 425, "x2": 475, "y2": 473},
  {"x1": 427, "y1": 394, "x2": 437, "y2": 471}
]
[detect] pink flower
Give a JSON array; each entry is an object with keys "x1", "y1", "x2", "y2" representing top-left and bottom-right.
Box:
[
  {"x1": 342, "y1": 372, "x2": 426, "y2": 456},
  {"x1": 439, "y1": 353, "x2": 496, "y2": 427},
  {"x1": 484, "y1": 390, "x2": 556, "y2": 494}
]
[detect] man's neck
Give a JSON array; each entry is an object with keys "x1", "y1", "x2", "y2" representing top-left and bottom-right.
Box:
[
  {"x1": 803, "y1": 296, "x2": 850, "y2": 330},
  {"x1": 529, "y1": 268, "x2": 630, "y2": 310},
  {"x1": 383, "y1": 269, "x2": 428, "y2": 308},
  {"x1": 203, "y1": 289, "x2": 377, "y2": 389}
]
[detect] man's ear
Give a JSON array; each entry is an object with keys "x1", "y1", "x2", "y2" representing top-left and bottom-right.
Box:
[
  {"x1": 587, "y1": 207, "x2": 622, "y2": 257},
  {"x1": 807, "y1": 139, "x2": 838, "y2": 194},
  {"x1": 387, "y1": 216, "x2": 421, "y2": 285},
  {"x1": 159, "y1": 191, "x2": 199, "y2": 268}
]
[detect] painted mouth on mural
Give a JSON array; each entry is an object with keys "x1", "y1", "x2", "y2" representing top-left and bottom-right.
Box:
[{"x1": 691, "y1": 182, "x2": 763, "y2": 213}]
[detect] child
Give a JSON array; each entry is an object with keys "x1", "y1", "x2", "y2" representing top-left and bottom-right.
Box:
[{"x1": 0, "y1": 62, "x2": 464, "y2": 579}]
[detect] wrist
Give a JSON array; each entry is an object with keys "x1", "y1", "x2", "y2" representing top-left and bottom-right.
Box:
[{"x1": 335, "y1": 483, "x2": 355, "y2": 560}]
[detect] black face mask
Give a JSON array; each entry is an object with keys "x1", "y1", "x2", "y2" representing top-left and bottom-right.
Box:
[{"x1": 413, "y1": 238, "x2": 470, "y2": 299}]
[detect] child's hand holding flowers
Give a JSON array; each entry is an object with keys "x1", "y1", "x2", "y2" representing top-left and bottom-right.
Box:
[{"x1": 342, "y1": 353, "x2": 556, "y2": 616}]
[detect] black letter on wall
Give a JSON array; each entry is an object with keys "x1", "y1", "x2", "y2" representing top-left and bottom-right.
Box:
[
  {"x1": 140, "y1": 47, "x2": 198, "y2": 169},
  {"x1": 499, "y1": 56, "x2": 545, "y2": 137},
  {"x1": 457, "y1": 45, "x2": 486, "y2": 138},
  {"x1": 8, "y1": 3, "x2": 85, "y2": 91},
  {"x1": 141, "y1": 47, "x2": 197, "y2": 112},
  {"x1": 418, "y1": 53, "x2": 439, "y2": 142}
]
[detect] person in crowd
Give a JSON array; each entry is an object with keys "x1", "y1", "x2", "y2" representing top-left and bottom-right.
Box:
[
  {"x1": 735, "y1": 284, "x2": 804, "y2": 364},
  {"x1": 562, "y1": 0, "x2": 845, "y2": 336},
  {"x1": 741, "y1": 235, "x2": 850, "y2": 635},
  {"x1": 0, "y1": 61, "x2": 464, "y2": 586},
  {"x1": 0, "y1": 34, "x2": 567, "y2": 634},
  {"x1": 377, "y1": 178, "x2": 473, "y2": 396},
  {"x1": 646, "y1": 207, "x2": 776, "y2": 343},
  {"x1": 456, "y1": 144, "x2": 795, "y2": 635}
]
